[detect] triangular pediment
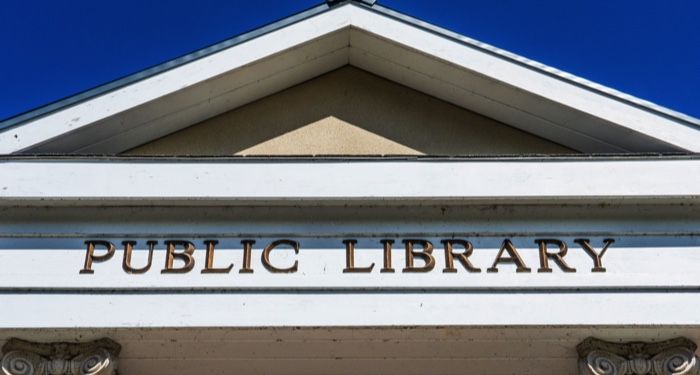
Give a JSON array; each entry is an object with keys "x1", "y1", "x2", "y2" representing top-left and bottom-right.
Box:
[
  {"x1": 126, "y1": 67, "x2": 571, "y2": 155},
  {"x1": 1, "y1": 0, "x2": 698, "y2": 155}
]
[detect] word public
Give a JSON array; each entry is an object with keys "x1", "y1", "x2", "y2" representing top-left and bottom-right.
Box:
[{"x1": 80, "y1": 238, "x2": 614, "y2": 275}]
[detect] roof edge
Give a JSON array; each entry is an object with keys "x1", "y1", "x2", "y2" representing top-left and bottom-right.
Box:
[
  {"x1": 368, "y1": 3, "x2": 700, "y2": 129},
  {"x1": 1, "y1": 0, "x2": 698, "y2": 133},
  {"x1": 0, "y1": 1, "x2": 339, "y2": 132},
  {"x1": 0, "y1": 152, "x2": 696, "y2": 163}
]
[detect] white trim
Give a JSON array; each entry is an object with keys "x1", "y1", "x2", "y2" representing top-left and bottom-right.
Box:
[
  {"x1": 0, "y1": 7, "x2": 354, "y2": 154},
  {"x1": 345, "y1": 7, "x2": 700, "y2": 152},
  {"x1": 2, "y1": 292, "x2": 698, "y2": 328},
  {"x1": 1, "y1": 159, "x2": 699, "y2": 204},
  {"x1": 2, "y1": 243, "x2": 699, "y2": 290},
  {"x1": 1, "y1": 4, "x2": 699, "y2": 154}
]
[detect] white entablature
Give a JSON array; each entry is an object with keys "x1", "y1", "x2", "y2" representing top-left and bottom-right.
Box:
[{"x1": 2, "y1": 3, "x2": 700, "y2": 374}]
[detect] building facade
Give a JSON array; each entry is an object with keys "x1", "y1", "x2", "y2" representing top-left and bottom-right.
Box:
[{"x1": 1, "y1": 1, "x2": 700, "y2": 374}]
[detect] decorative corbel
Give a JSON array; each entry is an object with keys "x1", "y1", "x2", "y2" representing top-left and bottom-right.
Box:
[
  {"x1": 1, "y1": 338, "x2": 120, "y2": 375},
  {"x1": 578, "y1": 337, "x2": 700, "y2": 375}
]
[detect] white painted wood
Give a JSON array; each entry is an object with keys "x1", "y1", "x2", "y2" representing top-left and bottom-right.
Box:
[
  {"x1": 2, "y1": 292, "x2": 699, "y2": 328},
  {"x1": 64, "y1": 34, "x2": 350, "y2": 154},
  {"x1": 1, "y1": 159, "x2": 699, "y2": 204},
  {"x1": 74, "y1": 47, "x2": 348, "y2": 154},
  {"x1": 1, "y1": 238, "x2": 698, "y2": 290},
  {"x1": 345, "y1": 6, "x2": 700, "y2": 152},
  {"x1": 1, "y1": 202, "x2": 698, "y2": 328},
  {"x1": 348, "y1": 42, "x2": 632, "y2": 153},
  {"x1": 1, "y1": 4, "x2": 698, "y2": 154},
  {"x1": 0, "y1": 8, "x2": 353, "y2": 154},
  {"x1": 1, "y1": 199, "x2": 697, "y2": 345},
  {"x1": 2, "y1": 3, "x2": 699, "y2": 367}
]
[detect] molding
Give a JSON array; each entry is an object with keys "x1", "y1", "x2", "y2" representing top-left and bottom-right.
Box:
[
  {"x1": 578, "y1": 337, "x2": 700, "y2": 375},
  {"x1": 2, "y1": 293, "x2": 700, "y2": 328},
  {"x1": 0, "y1": 338, "x2": 120, "y2": 375},
  {"x1": 327, "y1": 0, "x2": 376, "y2": 6},
  {"x1": 0, "y1": 2, "x2": 335, "y2": 133},
  {"x1": 1, "y1": 4, "x2": 699, "y2": 154},
  {"x1": 1, "y1": 159, "x2": 700, "y2": 206}
]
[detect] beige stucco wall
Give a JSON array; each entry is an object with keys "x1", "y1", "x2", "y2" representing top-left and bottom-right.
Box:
[{"x1": 126, "y1": 67, "x2": 574, "y2": 155}]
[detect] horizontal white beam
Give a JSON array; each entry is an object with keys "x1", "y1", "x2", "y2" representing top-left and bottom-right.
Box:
[
  {"x1": 2, "y1": 292, "x2": 699, "y2": 328},
  {"x1": 2, "y1": 241, "x2": 699, "y2": 290},
  {"x1": 1, "y1": 159, "x2": 699, "y2": 205}
]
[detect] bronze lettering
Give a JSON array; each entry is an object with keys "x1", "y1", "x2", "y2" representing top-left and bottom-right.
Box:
[
  {"x1": 161, "y1": 240, "x2": 195, "y2": 274},
  {"x1": 441, "y1": 239, "x2": 481, "y2": 273},
  {"x1": 80, "y1": 240, "x2": 116, "y2": 274},
  {"x1": 402, "y1": 239, "x2": 435, "y2": 273},
  {"x1": 79, "y1": 236, "x2": 616, "y2": 276},
  {"x1": 201, "y1": 240, "x2": 233, "y2": 274},
  {"x1": 575, "y1": 238, "x2": 614, "y2": 272},
  {"x1": 380, "y1": 239, "x2": 395, "y2": 273},
  {"x1": 262, "y1": 239, "x2": 299, "y2": 273},
  {"x1": 240, "y1": 240, "x2": 255, "y2": 273},
  {"x1": 535, "y1": 239, "x2": 576, "y2": 273},
  {"x1": 487, "y1": 239, "x2": 531, "y2": 273},
  {"x1": 342, "y1": 239, "x2": 375, "y2": 273},
  {"x1": 122, "y1": 240, "x2": 155, "y2": 274}
]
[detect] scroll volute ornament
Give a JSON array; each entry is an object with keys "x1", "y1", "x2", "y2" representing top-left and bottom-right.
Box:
[
  {"x1": 578, "y1": 337, "x2": 700, "y2": 375},
  {"x1": 1, "y1": 338, "x2": 120, "y2": 375}
]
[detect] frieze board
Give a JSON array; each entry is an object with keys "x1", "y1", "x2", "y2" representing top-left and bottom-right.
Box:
[{"x1": 1, "y1": 235, "x2": 699, "y2": 291}]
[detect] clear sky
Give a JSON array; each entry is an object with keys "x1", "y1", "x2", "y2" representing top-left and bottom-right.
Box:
[{"x1": 1, "y1": 0, "x2": 698, "y2": 122}]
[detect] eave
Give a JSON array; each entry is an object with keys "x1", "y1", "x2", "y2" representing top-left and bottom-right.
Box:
[{"x1": 1, "y1": 1, "x2": 699, "y2": 154}]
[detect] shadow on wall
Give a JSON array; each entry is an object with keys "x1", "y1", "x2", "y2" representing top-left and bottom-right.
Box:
[{"x1": 125, "y1": 66, "x2": 575, "y2": 156}]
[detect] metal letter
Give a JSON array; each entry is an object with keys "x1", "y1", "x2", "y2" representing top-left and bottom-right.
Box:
[
  {"x1": 161, "y1": 240, "x2": 195, "y2": 274},
  {"x1": 240, "y1": 240, "x2": 255, "y2": 274},
  {"x1": 575, "y1": 238, "x2": 614, "y2": 272},
  {"x1": 402, "y1": 239, "x2": 435, "y2": 273},
  {"x1": 380, "y1": 239, "x2": 395, "y2": 273},
  {"x1": 122, "y1": 240, "x2": 154, "y2": 274},
  {"x1": 262, "y1": 239, "x2": 299, "y2": 273},
  {"x1": 441, "y1": 239, "x2": 481, "y2": 273},
  {"x1": 535, "y1": 239, "x2": 576, "y2": 273},
  {"x1": 201, "y1": 240, "x2": 233, "y2": 274},
  {"x1": 487, "y1": 239, "x2": 531, "y2": 273},
  {"x1": 342, "y1": 239, "x2": 375, "y2": 273},
  {"x1": 80, "y1": 240, "x2": 116, "y2": 274}
]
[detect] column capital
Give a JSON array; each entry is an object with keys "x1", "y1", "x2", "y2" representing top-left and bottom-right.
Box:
[
  {"x1": 1, "y1": 338, "x2": 120, "y2": 375},
  {"x1": 578, "y1": 337, "x2": 700, "y2": 375}
]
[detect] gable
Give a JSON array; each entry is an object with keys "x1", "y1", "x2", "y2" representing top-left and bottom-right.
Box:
[
  {"x1": 126, "y1": 67, "x2": 572, "y2": 155},
  {"x1": 1, "y1": 1, "x2": 698, "y2": 154}
]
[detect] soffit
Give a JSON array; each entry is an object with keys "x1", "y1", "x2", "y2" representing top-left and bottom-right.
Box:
[{"x1": 2, "y1": 326, "x2": 699, "y2": 375}]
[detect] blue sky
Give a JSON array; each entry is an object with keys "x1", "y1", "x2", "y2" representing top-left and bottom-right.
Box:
[{"x1": 1, "y1": 0, "x2": 698, "y2": 121}]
